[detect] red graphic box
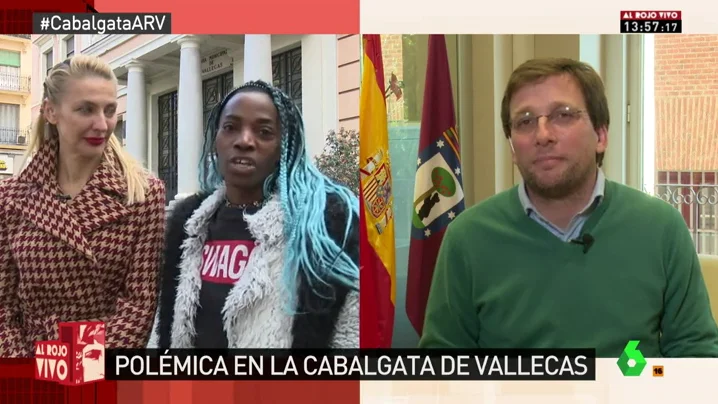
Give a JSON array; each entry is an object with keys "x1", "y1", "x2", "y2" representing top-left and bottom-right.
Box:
[{"x1": 34, "y1": 321, "x2": 106, "y2": 386}]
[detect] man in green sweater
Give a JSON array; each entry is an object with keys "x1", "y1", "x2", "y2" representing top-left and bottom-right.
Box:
[{"x1": 419, "y1": 58, "x2": 718, "y2": 358}]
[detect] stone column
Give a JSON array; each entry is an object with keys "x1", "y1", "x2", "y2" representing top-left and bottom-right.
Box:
[
  {"x1": 243, "y1": 34, "x2": 273, "y2": 83},
  {"x1": 300, "y1": 35, "x2": 338, "y2": 159},
  {"x1": 176, "y1": 35, "x2": 203, "y2": 198},
  {"x1": 125, "y1": 61, "x2": 147, "y2": 166}
]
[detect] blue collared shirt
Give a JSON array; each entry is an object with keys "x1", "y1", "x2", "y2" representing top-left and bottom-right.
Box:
[{"x1": 518, "y1": 170, "x2": 606, "y2": 242}]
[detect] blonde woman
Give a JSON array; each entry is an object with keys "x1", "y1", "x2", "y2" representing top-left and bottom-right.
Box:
[{"x1": 0, "y1": 55, "x2": 166, "y2": 357}]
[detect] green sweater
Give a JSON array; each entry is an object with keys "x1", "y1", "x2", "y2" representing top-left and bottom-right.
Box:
[{"x1": 419, "y1": 180, "x2": 718, "y2": 357}]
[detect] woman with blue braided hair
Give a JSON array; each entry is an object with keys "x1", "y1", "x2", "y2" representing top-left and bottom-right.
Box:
[{"x1": 148, "y1": 80, "x2": 359, "y2": 349}]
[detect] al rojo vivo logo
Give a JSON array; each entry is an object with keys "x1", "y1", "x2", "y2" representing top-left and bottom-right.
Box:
[
  {"x1": 617, "y1": 340, "x2": 647, "y2": 376},
  {"x1": 35, "y1": 321, "x2": 106, "y2": 386}
]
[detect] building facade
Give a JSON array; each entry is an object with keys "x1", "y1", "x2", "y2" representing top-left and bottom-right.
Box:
[
  {"x1": 30, "y1": 34, "x2": 360, "y2": 202},
  {"x1": 652, "y1": 34, "x2": 718, "y2": 256},
  {"x1": 0, "y1": 34, "x2": 32, "y2": 181}
]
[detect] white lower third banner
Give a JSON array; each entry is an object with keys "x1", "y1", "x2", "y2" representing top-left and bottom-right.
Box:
[{"x1": 360, "y1": 358, "x2": 718, "y2": 404}]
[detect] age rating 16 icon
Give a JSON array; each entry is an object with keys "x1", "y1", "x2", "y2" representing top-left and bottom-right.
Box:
[{"x1": 653, "y1": 365, "x2": 664, "y2": 377}]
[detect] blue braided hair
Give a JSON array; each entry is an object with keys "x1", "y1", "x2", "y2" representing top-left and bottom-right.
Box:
[{"x1": 198, "y1": 80, "x2": 359, "y2": 309}]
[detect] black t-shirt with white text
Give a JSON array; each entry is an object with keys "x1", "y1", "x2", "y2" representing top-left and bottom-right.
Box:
[{"x1": 194, "y1": 204, "x2": 258, "y2": 348}]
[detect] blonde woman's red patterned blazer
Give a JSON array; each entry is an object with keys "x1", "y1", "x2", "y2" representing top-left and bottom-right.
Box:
[{"x1": 0, "y1": 136, "x2": 166, "y2": 357}]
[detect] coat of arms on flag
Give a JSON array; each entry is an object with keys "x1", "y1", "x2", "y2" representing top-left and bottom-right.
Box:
[
  {"x1": 411, "y1": 127, "x2": 464, "y2": 240},
  {"x1": 360, "y1": 148, "x2": 394, "y2": 235},
  {"x1": 406, "y1": 34, "x2": 465, "y2": 337},
  {"x1": 359, "y1": 34, "x2": 396, "y2": 348}
]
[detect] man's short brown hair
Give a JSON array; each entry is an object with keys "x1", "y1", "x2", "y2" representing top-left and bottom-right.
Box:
[{"x1": 500, "y1": 58, "x2": 610, "y2": 167}]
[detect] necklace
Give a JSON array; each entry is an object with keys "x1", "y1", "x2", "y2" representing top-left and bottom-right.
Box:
[{"x1": 224, "y1": 199, "x2": 263, "y2": 209}]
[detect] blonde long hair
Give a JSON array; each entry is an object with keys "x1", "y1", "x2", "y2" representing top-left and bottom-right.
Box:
[{"x1": 25, "y1": 55, "x2": 149, "y2": 205}]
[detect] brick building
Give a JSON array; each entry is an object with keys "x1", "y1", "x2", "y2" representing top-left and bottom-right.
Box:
[
  {"x1": 653, "y1": 34, "x2": 718, "y2": 254},
  {"x1": 654, "y1": 34, "x2": 718, "y2": 172}
]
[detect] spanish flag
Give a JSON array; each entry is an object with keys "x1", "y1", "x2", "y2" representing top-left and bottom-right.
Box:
[{"x1": 359, "y1": 35, "x2": 396, "y2": 348}]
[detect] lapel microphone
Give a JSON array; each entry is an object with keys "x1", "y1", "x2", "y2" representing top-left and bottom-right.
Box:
[{"x1": 570, "y1": 233, "x2": 594, "y2": 254}]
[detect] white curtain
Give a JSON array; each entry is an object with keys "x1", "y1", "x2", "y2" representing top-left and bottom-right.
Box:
[
  {"x1": 0, "y1": 66, "x2": 20, "y2": 92},
  {"x1": 0, "y1": 103, "x2": 19, "y2": 130},
  {"x1": 0, "y1": 103, "x2": 20, "y2": 144}
]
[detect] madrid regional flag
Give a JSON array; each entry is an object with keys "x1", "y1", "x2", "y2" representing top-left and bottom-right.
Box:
[{"x1": 406, "y1": 34, "x2": 466, "y2": 336}]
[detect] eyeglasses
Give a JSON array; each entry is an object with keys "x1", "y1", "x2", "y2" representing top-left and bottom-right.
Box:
[{"x1": 509, "y1": 106, "x2": 586, "y2": 136}]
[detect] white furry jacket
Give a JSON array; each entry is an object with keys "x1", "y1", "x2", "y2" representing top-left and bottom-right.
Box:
[{"x1": 147, "y1": 186, "x2": 359, "y2": 349}]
